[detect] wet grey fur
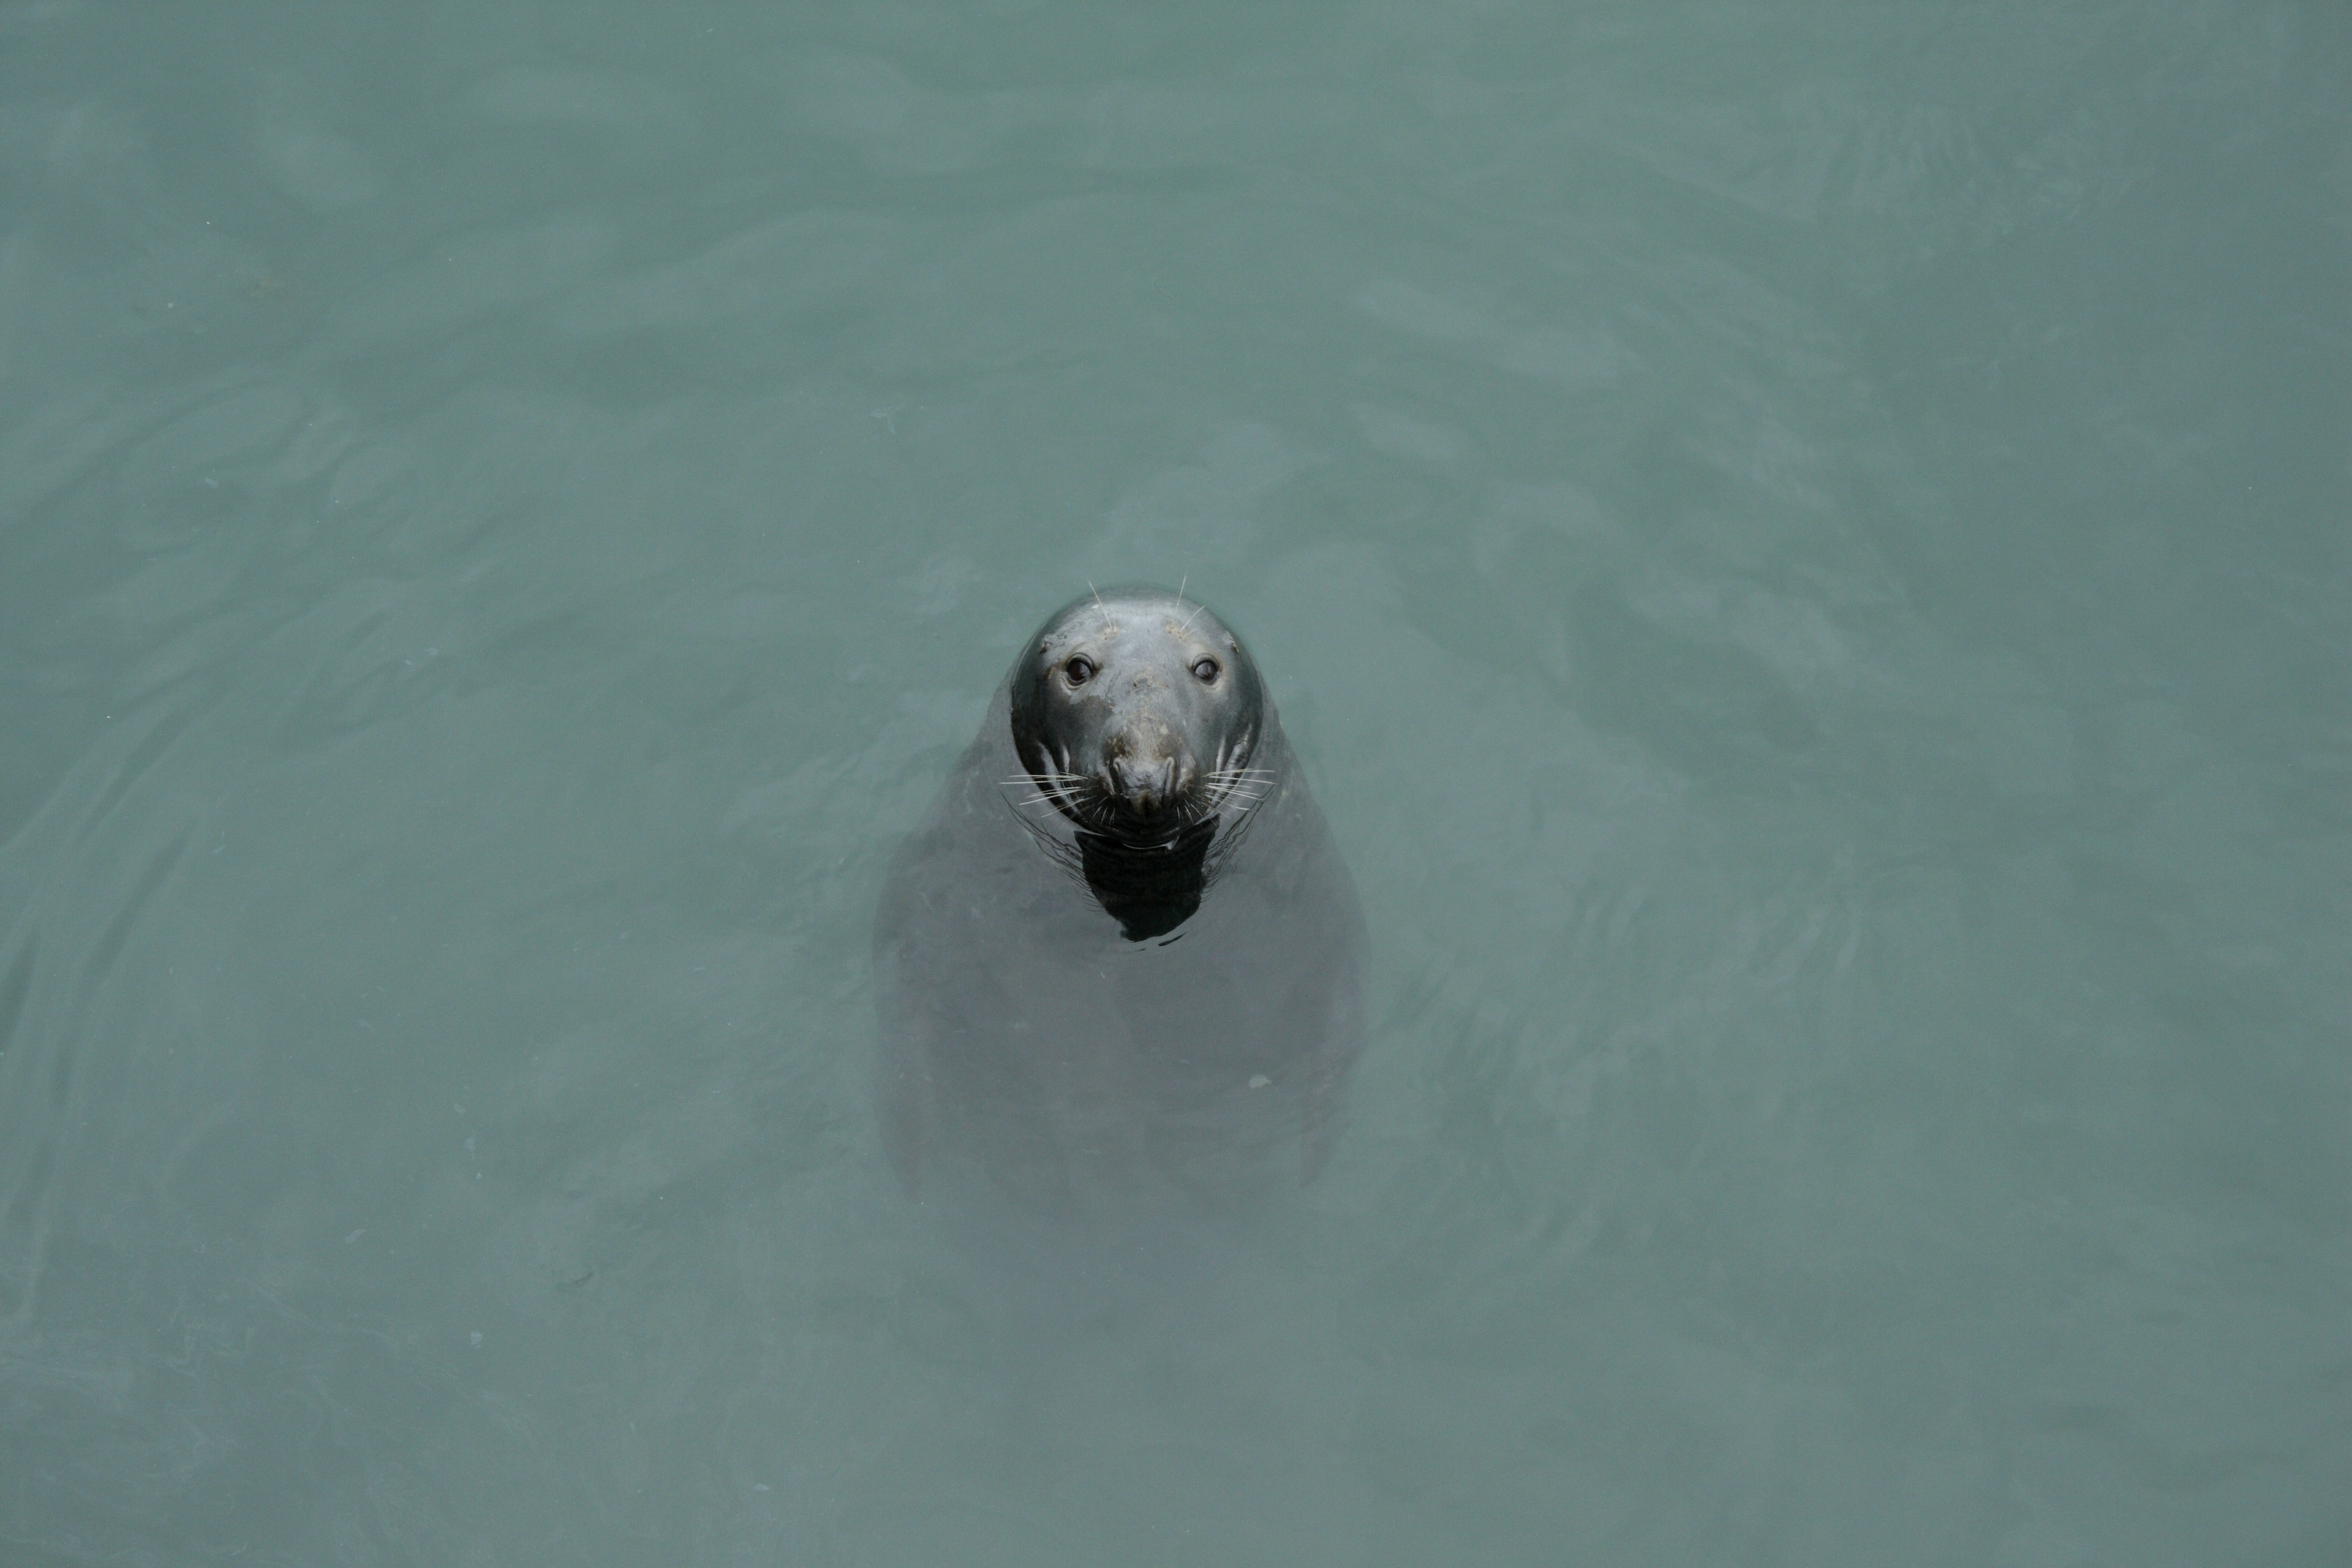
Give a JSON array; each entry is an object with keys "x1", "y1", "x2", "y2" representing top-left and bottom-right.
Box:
[{"x1": 874, "y1": 587, "x2": 1365, "y2": 1214}]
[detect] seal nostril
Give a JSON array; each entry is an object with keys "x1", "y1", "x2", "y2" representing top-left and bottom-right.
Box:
[{"x1": 1108, "y1": 754, "x2": 1180, "y2": 815}]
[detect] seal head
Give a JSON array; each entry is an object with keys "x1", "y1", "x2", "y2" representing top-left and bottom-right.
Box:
[{"x1": 1008, "y1": 587, "x2": 1268, "y2": 940}]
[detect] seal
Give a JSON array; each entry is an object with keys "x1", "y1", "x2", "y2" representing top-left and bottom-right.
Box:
[{"x1": 873, "y1": 586, "x2": 1365, "y2": 1212}]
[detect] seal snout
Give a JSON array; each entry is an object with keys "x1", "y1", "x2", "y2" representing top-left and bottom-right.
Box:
[
  {"x1": 1100, "y1": 723, "x2": 1193, "y2": 822},
  {"x1": 1107, "y1": 753, "x2": 1182, "y2": 816}
]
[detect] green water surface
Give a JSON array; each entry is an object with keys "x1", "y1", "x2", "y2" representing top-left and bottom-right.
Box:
[{"x1": 1, "y1": 2, "x2": 2344, "y2": 1564}]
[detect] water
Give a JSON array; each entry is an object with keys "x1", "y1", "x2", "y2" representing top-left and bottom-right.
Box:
[{"x1": 1, "y1": 1, "x2": 2343, "y2": 1562}]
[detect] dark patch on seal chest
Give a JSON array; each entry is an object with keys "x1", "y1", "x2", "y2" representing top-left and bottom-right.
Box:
[{"x1": 1077, "y1": 818, "x2": 1216, "y2": 941}]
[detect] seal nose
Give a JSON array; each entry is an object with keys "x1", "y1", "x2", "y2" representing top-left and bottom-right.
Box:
[{"x1": 1109, "y1": 754, "x2": 1177, "y2": 815}]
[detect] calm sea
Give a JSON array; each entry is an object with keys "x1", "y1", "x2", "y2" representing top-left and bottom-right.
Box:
[{"x1": 1, "y1": 2, "x2": 2343, "y2": 1563}]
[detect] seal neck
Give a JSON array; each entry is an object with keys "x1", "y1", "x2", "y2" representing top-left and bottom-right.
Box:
[{"x1": 1076, "y1": 817, "x2": 1218, "y2": 941}]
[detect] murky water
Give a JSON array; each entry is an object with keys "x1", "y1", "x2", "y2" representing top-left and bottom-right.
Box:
[{"x1": 1, "y1": 2, "x2": 2343, "y2": 1563}]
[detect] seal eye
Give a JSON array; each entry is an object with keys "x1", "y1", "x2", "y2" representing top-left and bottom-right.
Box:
[
  {"x1": 1062, "y1": 655, "x2": 1096, "y2": 686},
  {"x1": 1191, "y1": 657, "x2": 1221, "y2": 684}
]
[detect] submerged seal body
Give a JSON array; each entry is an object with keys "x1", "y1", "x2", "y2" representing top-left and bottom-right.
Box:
[{"x1": 874, "y1": 587, "x2": 1365, "y2": 1212}]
